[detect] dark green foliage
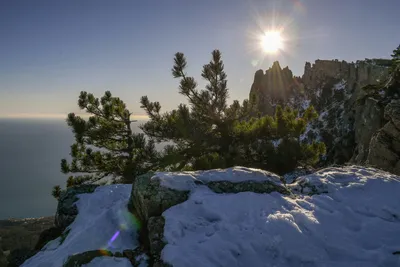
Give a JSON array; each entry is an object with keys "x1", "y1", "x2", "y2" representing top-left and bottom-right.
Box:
[
  {"x1": 59, "y1": 91, "x2": 158, "y2": 188},
  {"x1": 234, "y1": 105, "x2": 325, "y2": 174},
  {"x1": 364, "y1": 58, "x2": 392, "y2": 67},
  {"x1": 389, "y1": 44, "x2": 400, "y2": 93},
  {"x1": 52, "y1": 185, "x2": 62, "y2": 200},
  {"x1": 141, "y1": 50, "x2": 325, "y2": 174}
]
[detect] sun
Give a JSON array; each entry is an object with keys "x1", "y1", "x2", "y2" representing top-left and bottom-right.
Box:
[{"x1": 260, "y1": 31, "x2": 283, "y2": 54}]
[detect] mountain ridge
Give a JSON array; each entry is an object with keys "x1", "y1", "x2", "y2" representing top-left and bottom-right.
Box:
[{"x1": 249, "y1": 58, "x2": 399, "y2": 174}]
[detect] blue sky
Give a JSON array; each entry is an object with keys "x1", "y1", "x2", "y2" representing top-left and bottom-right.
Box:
[{"x1": 1, "y1": 0, "x2": 399, "y2": 118}]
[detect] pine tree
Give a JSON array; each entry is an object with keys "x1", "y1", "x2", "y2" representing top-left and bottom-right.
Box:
[
  {"x1": 58, "y1": 91, "x2": 158, "y2": 188},
  {"x1": 233, "y1": 105, "x2": 325, "y2": 174},
  {"x1": 390, "y1": 44, "x2": 400, "y2": 90},
  {"x1": 52, "y1": 185, "x2": 62, "y2": 200},
  {"x1": 140, "y1": 50, "x2": 325, "y2": 174}
]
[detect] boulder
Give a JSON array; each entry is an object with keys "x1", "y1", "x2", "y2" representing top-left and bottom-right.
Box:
[{"x1": 129, "y1": 172, "x2": 190, "y2": 224}]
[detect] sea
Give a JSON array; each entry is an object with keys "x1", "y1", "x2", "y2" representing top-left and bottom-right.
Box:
[{"x1": 0, "y1": 118, "x2": 152, "y2": 220}]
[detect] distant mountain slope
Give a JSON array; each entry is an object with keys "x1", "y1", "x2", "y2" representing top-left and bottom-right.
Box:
[{"x1": 249, "y1": 59, "x2": 400, "y2": 174}]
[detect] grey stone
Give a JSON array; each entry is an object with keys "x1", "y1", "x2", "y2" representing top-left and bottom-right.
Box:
[
  {"x1": 366, "y1": 100, "x2": 400, "y2": 175},
  {"x1": 55, "y1": 185, "x2": 98, "y2": 231},
  {"x1": 384, "y1": 100, "x2": 400, "y2": 129},
  {"x1": 129, "y1": 172, "x2": 190, "y2": 223},
  {"x1": 207, "y1": 180, "x2": 290, "y2": 195},
  {"x1": 147, "y1": 216, "x2": 171, "y2": 267}
]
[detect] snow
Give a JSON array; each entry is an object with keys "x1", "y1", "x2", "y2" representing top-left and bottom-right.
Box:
[
  {"x1": 316, "y1": 88, "x2": 322, "y2": 98},
  {"x1": 161, "y1": 166, "x2": 400, "y2": 267},
  {"x1": 22, "y1": 185, "x2": 139, "y2": 267},
  {"x1": 299, "y1": 123, "x2": 312, "y2": 142},
  {"x1": 271, "y1": 139, "x2": 282, "y2": 148},
  {"x1": 153, "y1": 166, "x2": 283, "y2": 191},
  {"x1": 82, "y1": 257, "x2": 133, "y2": 267},
  {"x1": 333, "y1": 79, "x2": 346, "y2": 91},
  {"x1": 301, "y1": 99, "x2": 311, "y2": 110}
]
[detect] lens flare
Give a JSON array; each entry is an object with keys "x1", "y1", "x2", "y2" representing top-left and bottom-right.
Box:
[
  {"x1": 98, "y1": 249, "x2": 112, "y2": 256},
  {"x1": 105, "y1": 230, "x2": 120, "y2": 249},
  {"x1": 100, "y1": 209, "x2": 143, "y2": 252}
]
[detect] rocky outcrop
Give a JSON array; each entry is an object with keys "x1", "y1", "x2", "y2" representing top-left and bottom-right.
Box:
[
  {"x1": 129, "y1": 167, "x2": 290, "y2": 266},
  {"x1": 352, "y1": 97, "x2": 385, "y2": 163},
  {"x1": 249, "y1": 61, "x2": 303, "y2": 115},
  {"x1": 249, "y1": 58, "x2": 398, "y2": 172},
  {"x1": 129, "y1": 172, "x2": 190, "y2": 225},
  {"x1": 367, "y1": 100, "x2": 400, "y2": 175}
]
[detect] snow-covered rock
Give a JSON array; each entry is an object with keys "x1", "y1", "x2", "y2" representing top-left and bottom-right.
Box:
[
  {"x1": 21, "y1": 166, "x2": 400, "y2": 266},
  {"x1": 22, "y1": 184, "x2": 146, "y2": 267},
  {"x1": 55, "y1": 184, "x2": 99, "y2": 231},
  {"x1": 129, "y1": 167, "x2": 289, "y2": 223},
  {"x1": 161, "y1": 166, "x2": 400, "y2": 267}
]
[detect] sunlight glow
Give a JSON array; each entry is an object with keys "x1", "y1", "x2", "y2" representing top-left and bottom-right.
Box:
[
  {"x1": 245, "y1": 1, "x2": 308, "y2": 67},
  {"x1": 260, "y1": 31, "x2": 283, "y2": 54}
]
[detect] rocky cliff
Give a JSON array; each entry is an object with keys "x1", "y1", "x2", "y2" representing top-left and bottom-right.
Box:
[{"x1": 250, "y1": 58, "x2": 400, "y2": 174}]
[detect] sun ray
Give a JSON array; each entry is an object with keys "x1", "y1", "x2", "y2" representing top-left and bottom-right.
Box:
[{"x1": 244, "y1": 0, "x2": 312, "y2": 68}]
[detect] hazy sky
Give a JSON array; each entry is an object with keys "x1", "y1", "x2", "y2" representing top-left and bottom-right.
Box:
[{"x1": 1, "y1": 0, "x2": 399, "y2": 118}]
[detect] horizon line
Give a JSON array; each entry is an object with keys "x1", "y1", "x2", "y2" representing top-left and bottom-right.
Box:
[{"x1": 0, "y1": 113, "x2": 150, "y2": 120}]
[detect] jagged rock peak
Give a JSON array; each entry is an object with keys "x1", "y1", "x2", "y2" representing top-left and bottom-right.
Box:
[
  {"x1": 250, "y1": 61, "x2": 301, "y2": 115},
  {"x1": 270, "y1": 61, "x2": 282, "y2": 70}
]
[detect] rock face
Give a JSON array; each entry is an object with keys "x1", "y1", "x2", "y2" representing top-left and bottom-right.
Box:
[
  {"x1": 250, "y1": 61, "x2": 303, "y2": 115},
  {"x1": 367, "y1": 100, "x2": 400, "y2": 174},
  {"x1": 249, "y1": 58, "x2": 400, "y2": 174}
]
